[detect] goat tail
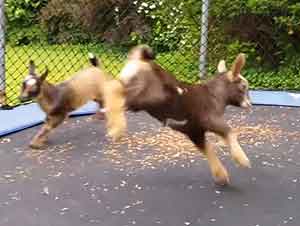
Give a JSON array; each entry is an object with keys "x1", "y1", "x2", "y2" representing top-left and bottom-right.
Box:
[
  {"x1": 103, "y1": 79, "x2": 127, "y2": 141},
  {"x1": 139, "y1": 45, "x2": 155, "y2": 60},
  {"x1": 88, "y1": 52, "x2": 100, "y2": 67}
]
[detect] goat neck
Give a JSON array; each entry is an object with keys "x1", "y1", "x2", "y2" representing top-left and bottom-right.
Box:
[{"x1": 36, "y1": 81, "x2": 60, "y2": 114}]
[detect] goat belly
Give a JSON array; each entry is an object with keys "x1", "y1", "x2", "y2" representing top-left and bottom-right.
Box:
[
  {"x1": 68, "y1": 83, "x2": 103, "y2": 108},
  {"x1": 146, "y1": 94, "x2": 186, "y2": 124}
]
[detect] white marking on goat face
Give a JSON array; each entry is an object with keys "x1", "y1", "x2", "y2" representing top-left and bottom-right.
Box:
[
  {"x1": 23, "y1": 75, "x2": 38, "y2": 87},
  {"x1": 20, "y1": 75, "x2": 39, "y2": 100},
  {"x1": 26, "y1": 78, "x2": 37, "y2": 86},
  {"x1": 119, "y1": 60, "x2": 141, "y2": 84},
  {"x1": 22, "y1": 75, "x2": 38, "y2": 93}
]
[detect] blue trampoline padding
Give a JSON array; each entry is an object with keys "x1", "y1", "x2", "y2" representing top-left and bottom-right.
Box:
[
  {"x1": 0, "y1": 101, "x2": 98, "y2": 137},
  {"x1": 249, "y1": 90, "x2": 300, "y2": 107},
  {"x1": 0, "y1": 90, "x2": 300, "y2": 137}
]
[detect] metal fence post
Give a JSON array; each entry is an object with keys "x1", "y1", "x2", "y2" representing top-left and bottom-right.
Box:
[
  {"x1": 0, "y1": 0, "x2": 6, "y2": 107},
  {"x1": 199, "y1": 0, "x2": 209, "y2": 78}
]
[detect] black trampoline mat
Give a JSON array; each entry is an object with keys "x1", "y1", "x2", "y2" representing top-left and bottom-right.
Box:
[{"x1": 0, "y1": 106, "x2": 299, "y2": 226}]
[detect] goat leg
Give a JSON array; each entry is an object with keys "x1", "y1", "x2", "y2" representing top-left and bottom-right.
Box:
[
  {"x1": 205, "y1": 117, "x2": 251, "y2": 168},
  {"x1": 188, "y1": 130, "x2": 229, "y2": 185},
  {"x1": 30, "y1": 114, "x2": 66, "y2": 149},
  {"x1": 94, "y1": 111, "x2": 105, "y2": 120},
  {"x1": 93, "y1": 108, "x2": 106, "y2": 120},
  {"x1": 224, "y1": 131, "x2": 251, "y2": 168},
  {"x1": 204, "y1": 142, "x2": 230, "y2": 185},
  {"x1": 30, "y1": 124, "x2": 51, "y2": 149}
]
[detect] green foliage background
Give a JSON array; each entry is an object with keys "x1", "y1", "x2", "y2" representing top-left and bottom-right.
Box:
[{"x1": 5, "y1": 0, "x2": 300, "y2": 94}]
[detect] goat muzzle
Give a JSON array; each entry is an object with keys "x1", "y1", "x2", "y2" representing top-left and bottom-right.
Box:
[{"x1": 241, "y1": 97, "x2": 252, "y2": 112}]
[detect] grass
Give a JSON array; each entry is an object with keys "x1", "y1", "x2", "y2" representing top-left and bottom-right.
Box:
[{"x1": 4, "y1": 43, "x2": 200, "y2": 106}]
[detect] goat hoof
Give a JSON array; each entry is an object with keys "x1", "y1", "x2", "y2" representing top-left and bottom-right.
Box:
[
  {"x1": 233, "y1": 154, "x2": 251, "y2": 168},
  {"x1": 214, "y1": 176, "x2": 230, "y2": 186},
  {"x1": 108, "y1": 131, "x2": 123, "y2": 142},
  {"x1": 29, "y1": 141, "x2": 47, "y2": 149},
  {"x1": 213, "y1": 168, "x2": 230, "y2": 186}
]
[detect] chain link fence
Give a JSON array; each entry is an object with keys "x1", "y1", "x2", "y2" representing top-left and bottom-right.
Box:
[
  {"x1": 1, "y1": 0, "x2": 299, "y2": 108},
  {"x1": 0, "y1": 0, "x2": 208, "y2": 108}
]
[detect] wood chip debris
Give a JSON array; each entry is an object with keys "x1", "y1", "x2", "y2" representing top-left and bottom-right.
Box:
[{"x1": 102, "y1": 122, "x2": 289, "y2": 168}]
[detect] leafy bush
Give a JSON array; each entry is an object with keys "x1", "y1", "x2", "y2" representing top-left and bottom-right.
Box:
[
  {"x1": 39, "y1": 0, "x2": 90, "y2": 44},
  {"x1": 210, "y1": 0, "x2": 300, "y2": 68},
  {"x1": 39, "y1": 0, "x2": 150, "y2": 44},
  {"x1": 131, "y1": 0, "x2": 201, "y2": 52},
  {"x1": 7, "y1": 25, "x2": 47, "y2": 46},
  {"x1": 5, "y1": 0, "x2": 48, "y2": 45},
  {"x1": 6, "y1": 0, "x2": 48, "y2": 27}
]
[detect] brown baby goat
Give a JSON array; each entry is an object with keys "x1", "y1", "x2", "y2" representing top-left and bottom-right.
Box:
[
  {"x1": 119, "y1": 45, "x2": 252, "y2": 185},
  {"x1": 20, "y1": 55, "x2": 127, "y2": 149}
]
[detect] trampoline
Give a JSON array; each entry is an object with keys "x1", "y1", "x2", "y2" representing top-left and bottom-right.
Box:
[{"x1": 0, "y1": 103, "x2": 299, "y2": 226}]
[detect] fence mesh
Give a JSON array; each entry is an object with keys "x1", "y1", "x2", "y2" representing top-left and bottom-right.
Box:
[
  {"x1": 1, "y1": 0, "x2": 300, "y2": 108},
  {"x1": 0, "y1": 0, "x2": 204, "y2": 107}
]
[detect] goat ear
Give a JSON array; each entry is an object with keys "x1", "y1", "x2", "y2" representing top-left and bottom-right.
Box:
[
  {"x1": 230, "y1": 53, "x2": 246, "y2": 79},
  {"x1": 217, "y1": 60, "x2": 227, "y2": 73},
  {"x1": 142, "y1": 45, "x2": 155, "y2": 60},
  {"x1": 40, "y1": 68, "x2": 49, "y2": 81},
  {"x1": 29, "y1": 60, "x2": 36, "y2": 75}
]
